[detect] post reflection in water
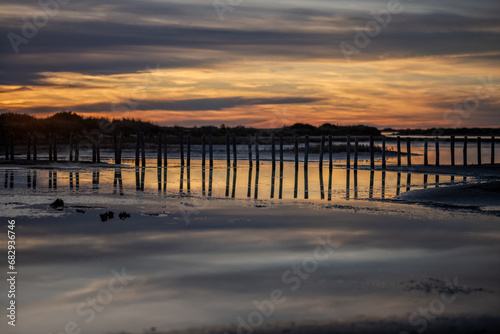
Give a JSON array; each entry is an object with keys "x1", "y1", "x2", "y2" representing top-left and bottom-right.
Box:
[
  {"x1": 353, "y1": 170, "x2": 358, "y2": 199},
  {"x1": 396, "y1": 172, "x2": 401, "y2": 196},
  {"x1": 345, "y1": 169, "x2": 350, "y2": 200},
  {"x1": 0, "y1": 160, "x2": 470, "y2": 201},
  {"x1": 92, "y1": 170, "x2": 99, "y2": 192},
  {"x1": 254, "y1": 164, "x2": 260, "y2": 200},
  {"x1": 225, "y1": 167, "x2": 230, "y2": 197},
  {"x1": 270, "y1": 164, "x2": 275, "y2": 199},
  {"x1": 247, "y1": 166, "x2": 252, "y2": 198},
  {"x1": 114, "y1": 168, "x2": 123, "y2": 195},
  {"x1": 369, "y1": 170, "x2": 374, "y2": 199},
  {"x1": 381, "y1": 171, "x2": 386, "y2": 199},
  {"x1": 232, "y1": 167, "x2": 237, "y2": 198}
]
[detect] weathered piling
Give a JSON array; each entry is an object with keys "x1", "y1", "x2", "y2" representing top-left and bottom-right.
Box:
[
  {"x1": 202, "y1": 134, "x2": 206, "y2": 168},
  {"x1": 450, "y1": 135, "x2": 455, "y2": 166},
  {"x1": 255, "y1": 133, "x2": 260, "y2": 166},
  {"x1": 209, "y1": 134, "x2": 214, "y2": 168},
  {"x1": 320, "y1": 135, "x2": 325, "y2": 171},
  {"x1": 463, "y1": 136, "x2": 468, "y2": 166},
  {"x1": 370, "y1": 135, "x2": 375, "y2": 169},
  {"x1": 180, "y1": 134, "x2": 184, "y2": 167},
  {"x1": 33, "y1": 134, "x2": 37, "y2": 161},
  {"x1": 382, "y1": 136, "x2": 386, "y2": 169},
  {"x1": 69, "y1": 133, "x2": 74, "y2": 162},
  {"x1": 329, "y1": 135, "x2": 333, "y2": 171},
  {"x1": 477, "y1": 136, "x2": 482, "y2": 166},
  {"x1": 135, "y1": 133, "x2": 140, "y2": 166},
  {"x1": 140, "y1": 132, "x2": 146, "y2": 167},
  {"x1": 304, "y1": 135, "x2": 309, "y2": 199},
  {"x1": 294, "y1": 135, "x2": 299, "y2": 171},
  {"x1": 492, "y1": 136, "x2": 495, "y2": 165},
  {"x1": 27, "y1": 133, "x2": 31, "y2": 160},
  {"x1": 232, "y1": 133, "x2": 237, "y2": 168},
  {"x1": 157, "y1": 132, "x2": 163, "y2": 167},
  {"x1": 346, "y1": 135, "x2": 351, "y2": 169},
  {"x1": 406, "y1": 137, "x2": 411, "y2": 167},
  {"x1": 226, "y1": 133, "x2": 230, "y2": 168},
  {"x1": 304, "y1": 135, "x2": 309, "y2": 171},
  {"x1": 247, "y1": 134, "x2": 252, "y2": 167},
  {"x1": 49, "y1": 134, "x2": 53, "y2": 161},
  {"x1": 187, "y1": 134, "x2": 191, "y2": 168},
  {"x1": 53, "y1": 134, "x2": 58, "y2": 162},
  {"x1": 280, "y1": 134, "x2": 284, "y2": 169},
  {"x1": 163, "y1": 133, "x2": 167, "y2": 168},
  {"x1": 435, "y1": 136, "x2": 440, "y2": 167},
  {"x1": 74, "y1": 135, "x2": 78, "y2": 162},
  {"x1": 92, "y1": 133, "x2": 97, "y2": 163},
  {"x1": 397, "y1": 136, "x2": 401, "y2": 166},
  {"x1": 424, "y1": 138, "x2": 428, "y2": 166},
  {"x1": 95, "y1": 134, "x2": 100, "y2": 163},
  {"x1": 10, "y1": 136, "x2": 14, "y2": 161},
  {"x1": 271, "y1": 134, "x2": 276, "y2": 168},
  {"x1": 354, "y1": 136, "x2": 358, "y2": 169},
  {"x1": 118, "y1": 132, "x2": 123, "y2": 164}
]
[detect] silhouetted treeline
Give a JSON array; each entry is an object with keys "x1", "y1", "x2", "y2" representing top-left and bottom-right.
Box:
[
  {"x1": 0, "y1": 112, "x2": 381, "y2": 144},
  {"x1": 387, "y1": 128, "x2": 500, "y2": 136}
]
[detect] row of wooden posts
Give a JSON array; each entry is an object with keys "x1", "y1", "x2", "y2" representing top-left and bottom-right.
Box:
[{"x1": 3, "y1": 133, "x2": 496, "y2": 168}]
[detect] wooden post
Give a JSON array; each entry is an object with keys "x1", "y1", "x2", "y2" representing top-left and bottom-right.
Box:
[
  {"x1": 179, "y1": 134, "x2": 184, "y2": 167},
  {"x1": 320, "y1": 135, "x2": 325, "y2": 171},
  {"x1": 329, "y1": 135, "x2": 333, "y2": 170},
  {"x1": 69, "y1": 132, "x2": 74, "y2": 162},
  {"x1": 49, "y1": 134, "x2": 53, "y2": 161},
  {"x1": 477, "y1": 136, "x2": 482, "y2": 166},
  {"x1": 96, "y1": 134, "x2": 101, "y2": 163},
  {"x1": 346, "y1": 135, "x2": 351, "y2": 169},
  {"x1": 157, "y1": 132, "x2": 162, "y2": 167},
  {"x1": 53, "y1": 134, "x2": 58, "y2": 162},
  {"x1": 187, "y1": 134, "x2": 191, "y2": 168},
  {"x1": 397, "y1": 136, "x2": 401, "y2": 166},
  {"x1": 4, "y1": 137, "x2": 8, "y2": 160},
  {"x1": 209, "y1": 134, "x2": 213, "y2": 168},
  {"x1": 450, "y1": 135, "x2": 455, "y2": 166},
  {"x1": 255, "y1": 133, "x2": 259, "y2": 166},
  {"x1": 354, "y1": 136, "x2": 359, "y2": 169},
  {"x1": 232, "y1": 133, "x2": 237, "y2": 168},
  {"x1": 280, "y1": 134, "x2": 284, "y2": 169},
  {"x1": 382, "y1": 136, "x2": 386, "y2": 169},
  {"x1": 27, "y1": 133, "x2": 31, "y2": 160},
  {"x1": 304, "y1": 135, "x2": 309, "y2": 199},
  {"x1": 370, "y1": 135, "x2": 374, "y2": 169},
  {"x1": 406, "y1": 137, "x2": 411, "y2": 167},
  {"x1": 492, "y1": 136, "x2": 495, "y2": 165},
  {"x1": 304, "y1": 135, "x2": 309, "y2": 170},
  {"x1": 140, "y1": 132, "x2": 146, "y2": 167},
  {"x1": 271, "y1": 134, "x2": 276, "y2": 168},
  {"x1": 33, "y1": 134, "x2": 37, "y2": 161},
  {"x1": 435, "y1": 136, "x2": 439, "y2": 167},
  {"x1": 226, "y1": 133, "x2": 230, "y2": 168},
  {"x1": 247, "y1": 134, "x2": 252, "y2": 167},
  {"x1": 163, "y1": 133, "x2": 167, "y2": 168},
  {"x1": 463, "y1": 136, "x2": 468, "y2": 166},
  {"x1": 135, "y1": 133, "x2": 140, "y2": 166},
  {"x1": 202, "y1": 134, "x2": 206, "y2": 168},
  {"x1": 9, "y1": 136, "x2": 14, "y2": 161},
  {"x1": 424, "y1": 138, "x2": 428, "y2": 166},
  {"x1": 294, "y1": 135, "x2": 299, "y2": 171},
  {"x1": 113, "y1": 134, "x2": 118, "y2": 164},
  {"x1": 118, "y1": 132, "x2": 123, "y2": 164},
  {"x1": 92, "y1": 133, "x2": 97, "y2": 163}
]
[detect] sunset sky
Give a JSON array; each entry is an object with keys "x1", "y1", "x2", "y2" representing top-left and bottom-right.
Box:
[{"x1": 1, "y1": 0, "x2": 499, "y2": 128}]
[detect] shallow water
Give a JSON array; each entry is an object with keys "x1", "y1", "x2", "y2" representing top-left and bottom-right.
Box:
[{"x1": 0, "y1": 160, "x2": 498, "y2": 334}]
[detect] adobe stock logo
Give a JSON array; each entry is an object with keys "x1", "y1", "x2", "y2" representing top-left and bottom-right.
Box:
[{"x1": 7, "y1": 0, "x2": 71, "y2": 54}]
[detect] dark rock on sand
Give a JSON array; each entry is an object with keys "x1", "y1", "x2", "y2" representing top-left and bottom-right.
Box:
[
  {"x1": 49, "y1": 199, "x2": 65, "y2": 211},
  {"x1": 119, "y1": 211, "x2": 131, "y2": 220},
  {"x1": 100, "y1": 211, "x2": 115, "y2": 222}
]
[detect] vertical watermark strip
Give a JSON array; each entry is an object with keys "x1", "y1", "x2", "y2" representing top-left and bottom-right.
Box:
[{"x1": 6, "y1": 219, "x2": 17, "y2": 327}]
